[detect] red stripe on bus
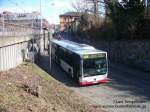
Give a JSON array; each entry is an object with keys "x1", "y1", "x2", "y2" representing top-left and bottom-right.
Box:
[{"x1": 79, "y1": 78, "x2": 109, "y2": 86}]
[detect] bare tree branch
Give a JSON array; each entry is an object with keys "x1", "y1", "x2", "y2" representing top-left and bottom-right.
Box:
[
  {"x1": 72, "y1": 0, "x2": 110, "y2": 14},
  {"x1": 71, "y1": 0, "x2": 88, "y2": 13}
]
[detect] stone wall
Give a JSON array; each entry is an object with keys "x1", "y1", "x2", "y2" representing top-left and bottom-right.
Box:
[{"x1": 92, "y1": 39, "x2": 150, "y2": 71}]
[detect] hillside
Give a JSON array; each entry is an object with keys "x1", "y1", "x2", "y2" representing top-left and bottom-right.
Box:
[{"x1": 0, "y1": 63, "x2": 104, "y2": 112}]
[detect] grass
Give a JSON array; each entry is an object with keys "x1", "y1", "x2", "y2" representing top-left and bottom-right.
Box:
[{"x1": 32, "y1": 64, "x2": 51, "y2": 81}]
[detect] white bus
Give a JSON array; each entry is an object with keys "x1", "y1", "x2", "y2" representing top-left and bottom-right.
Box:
[{"x1": 50, "y1": 39, "x2": 108, "y2": 86}]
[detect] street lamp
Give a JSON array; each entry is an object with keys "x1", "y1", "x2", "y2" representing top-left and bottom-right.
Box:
[
  {"x1": 1, "y1": 13, "x2": 5, "y2": 35},
  {"x1": 48, "y1": 31, "x2": 52, "y2": 71},
  {"x1": 40, "y1": 0, "x2": 42, "y2": 34},
  {"x1": 40, "y1": 0, "x2": 44, "y2": 54}
]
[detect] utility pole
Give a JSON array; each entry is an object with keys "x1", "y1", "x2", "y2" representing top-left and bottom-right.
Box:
[
  {"x1": 2, "y1": 14, "x2": 5, "y2": 34},
  {"x1": 48, "y1": 31, "x2": 52, "y2": 71},
  {"x1": 32, "y1": 17, "x2": 35, "y2": 63},
  {"x1": 40, "y1": 0, "x2": 42, "y2": 34},
  {"x1": 40, "y1": 0, "x2": 44, "y2": 54},
  {"x1": 49, "y1": 27, "x2": 54, "y2": 71}
]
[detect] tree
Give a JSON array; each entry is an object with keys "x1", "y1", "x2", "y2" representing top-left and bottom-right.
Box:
[
  {"x1": 72, "y1": 0, "x2": 90, "y2": 13},
  {"x1": 72, "y1": 0, "x2": 101, "y2": 15},
  {"x1": 108, "y1": 0, "x2": 145, "y2": 39}
]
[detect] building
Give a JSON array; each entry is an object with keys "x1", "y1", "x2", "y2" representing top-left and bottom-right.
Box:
[
  {"x1": 0, "y1": 11, "x2": 50, "y2": 37},
  {"x1": 0, "y1": 11, "x2": 50, "y2": 29},
  {"x1": 59, "y1": 12, "x2": 80, "y2": 32},
  {"x1": 0, "y1": 11, "x2": 39, "y2": 26}
]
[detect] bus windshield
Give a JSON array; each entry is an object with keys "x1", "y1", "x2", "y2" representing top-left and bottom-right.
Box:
[{"x1": 83, "y1": 57, "x2": 107, "y2": 77}]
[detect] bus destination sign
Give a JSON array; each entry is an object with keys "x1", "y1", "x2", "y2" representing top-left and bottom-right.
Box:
[{"x1": 83, "y1": 53, "x2": 106, "y2": 59}]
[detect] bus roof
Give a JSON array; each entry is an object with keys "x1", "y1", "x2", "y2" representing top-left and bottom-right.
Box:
[{"x1": 51, "y1": 39, "x2": 107, "y2": 56}]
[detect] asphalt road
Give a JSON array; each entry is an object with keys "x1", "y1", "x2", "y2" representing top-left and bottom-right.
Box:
[{"x1": 36, "y1": 53, "x2": 150, "y2": 112}]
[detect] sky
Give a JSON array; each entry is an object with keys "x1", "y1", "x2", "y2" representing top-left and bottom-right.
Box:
[{"x1": 0, "y1": 0, "x2": 77, "y2": 24}]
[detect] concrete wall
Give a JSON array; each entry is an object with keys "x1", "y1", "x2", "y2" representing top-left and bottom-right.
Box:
[
  {"x1": 0, "y1": 42, "x2": 29, "y2": 71},
  {"x1": 88, "y1": 39, "x2": 150, "y2": 71},
  {"x1": 0, "y1": 36, "x2": 32, "y2": 71},
  {"x1": 0, "y1": 32, "x2": 49, "y2": 71},
  {"x1": 0, "y1": 36, "x2": 32, "y2": 47}
]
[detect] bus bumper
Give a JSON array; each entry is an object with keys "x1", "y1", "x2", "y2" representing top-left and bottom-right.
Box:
[{"x1": 79, "y1": 78, "x2": 109, "y2": 86}]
